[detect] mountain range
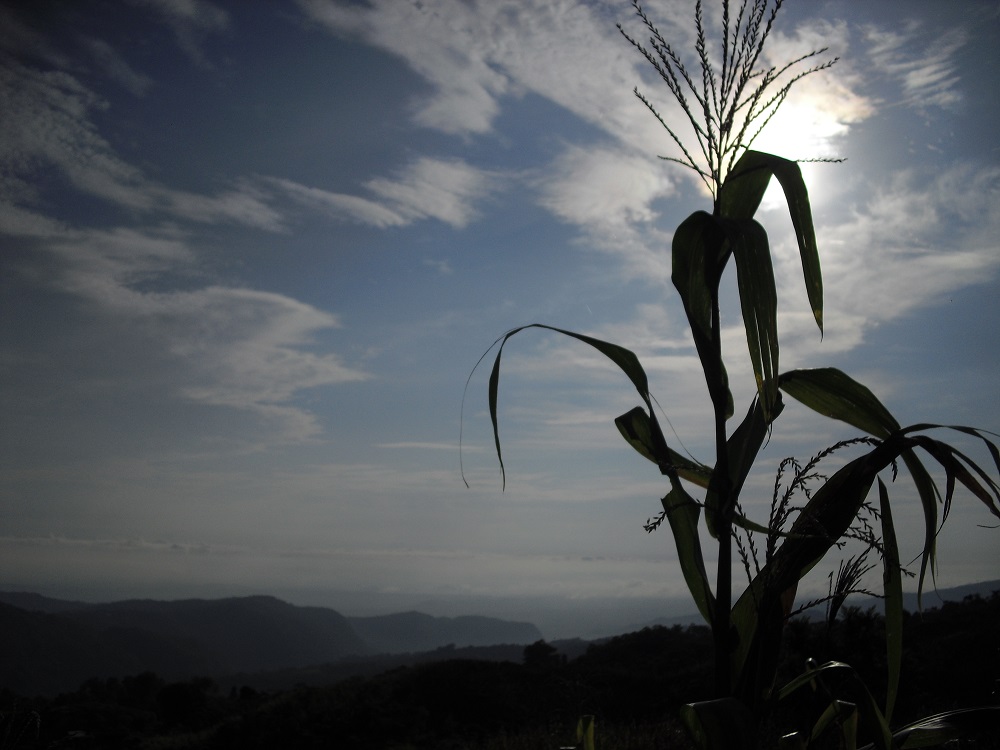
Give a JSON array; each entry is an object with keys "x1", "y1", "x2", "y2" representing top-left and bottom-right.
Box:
[
  {"x1": 0, "y1": 592, "x2": 541, "y2": 696},
  {"x1": 2, "y1": 579, "x2": 996, "y2": 698}
]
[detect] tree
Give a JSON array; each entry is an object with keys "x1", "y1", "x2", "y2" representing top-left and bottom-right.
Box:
[{"x1": 466, "y1": 1, "x2": 1000, "y2": 747}]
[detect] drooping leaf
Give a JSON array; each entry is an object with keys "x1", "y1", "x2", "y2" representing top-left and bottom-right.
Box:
[
  {"x1": 731, "y1": 423, "x2": 999, "y2": 710},
  {"x1": 672, "y1": 211, "x2": 729, "y2": 342},
  {"x1": 484, "y1": 324, "x2": 660, "y2": 488},
  {"x1": 774, "y1": 369, "x2": 999, "y2": 606},
  {"x1": 662, "y1": 487, "x2": 716, "y2": 627},
  {"x1": 615, "y1": 406, "x2": 710, "y2": 485},
  {"x1": 727, "y1": 395, "x2": 783, "y2": 496},
  {"x1": 810, "y1": 700, "x2": 858, "y2": 750},
  {"x1": 576, "y1": 715, "x2": 595, "y2": 750},
  {"x1": 869, "y1": 707, "x2": 1000, "y2": 749},
  {"x1": 673, "y1": 210, "x2": 782, "y2": 421},
  {"x1": 904, "y1": 429, "x2": 1000, "y2": 607},
  {"x1": 878, "y1": 478, "x2": 902, "y2": 724},
  {"x1": 718, "y1": 151, "x2": 773, "y2": 219},
  {"x1": 778, "y1": 661, "x2": 893, "y2": 750},
  {"x1": 720, "y1": 151, "x2": 823, "y2": 334},
  {"x1": 906, "y1": 430, "x2": 1000, "y2": 519},
  {"x1": 899, "y1": 449, "x2": 941, "y2": 610},
  {"x1": 778, "y1": 368, "x2": 900, "y2": 438},
  {"x1": 730, "y1": 438, "x2": 906, "y2": 702},
  {"x1": 729, "y1": 218, "x2": 780, "y2": 418},
  {"x1": 671, "y1": 211, "x2": 734, "y2": 419}
]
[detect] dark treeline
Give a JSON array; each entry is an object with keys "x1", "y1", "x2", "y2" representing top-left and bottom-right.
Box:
[{"x1": 1, "y1": 593, "x2": 997, "y2": 749}]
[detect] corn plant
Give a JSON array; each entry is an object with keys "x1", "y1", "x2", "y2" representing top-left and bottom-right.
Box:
[{"x1": 466, "y1": 1, "x2": 1000, "y2": 747}]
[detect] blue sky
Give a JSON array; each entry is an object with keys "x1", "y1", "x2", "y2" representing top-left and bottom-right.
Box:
[{"x1": 1, "y1": 0, "x2": 998, "y2": 639}]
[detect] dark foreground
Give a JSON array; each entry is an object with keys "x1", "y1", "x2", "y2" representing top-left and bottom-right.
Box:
[{"x1": 2, "y1": 593, "x2": 997, "y2": 749}]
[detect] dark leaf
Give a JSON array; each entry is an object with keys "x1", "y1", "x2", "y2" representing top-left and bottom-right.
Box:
[{"x1": 721, "y1": 151, "x2": 823, "y2": 333}]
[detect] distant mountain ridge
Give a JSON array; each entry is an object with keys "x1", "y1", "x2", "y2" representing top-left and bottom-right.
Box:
[
  {"x1": 630, "y1": 578, "x2": 1000, "y2": 629},
  {"x1": 4, "y1": 582, "x2": 993, "y2": 697},
  {"x1": 346, "y1": 610, "x2": 541, "y2": 654},
  {"x1": 0, "y1": 592, "x2": 542, "y2": 696}
]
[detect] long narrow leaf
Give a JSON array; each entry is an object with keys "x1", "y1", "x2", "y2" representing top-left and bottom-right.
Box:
[
  {"x1": 615, "y1": 406, "x2": 711, "y2": 485},
  {"x1": 731, "y1": 439, "x2": 907, "y2": 700},
  {"x1": 672, "y1": 211, "x2": 734, "y2": 418},
  {"x1": 672, "y1": 211, "x2": 726, "y2": 343},
  {"x1": 706, "y1": 394, "x2": 784, "y2": 537},
  {"x1": 485, "y1": 324, "x2": 657, "y2": 488},
  {"x1": 907, "y1": 431, "x2": 1000, "y2": 518},
  {"x1": 810, "y1": 700, "x2": 858, "y2": 750},
  {"x1": 662, "y1": 487, "x2": 717, "y2": 627},
  {"x1": 900, "y1": 449, "x2": 940, "y2": 610},
  {"x1": 720, "y1": 151, "x2": 823, "y2": 333},
  {"x1": 778, "y1": 661, "x2": 893, "y2": 750},
  {"x1": 779, "y1": 368, "x2": 900, "y2": 438},
  {"x1": 876, "y1": 707, "x2": 1000, "y2": 749},
  {"x1": 728, "y1": 218, "x2": 780, "y2": 418},
  {"x1": 878, "y1": 478, "x2": 902, "y2": 724}
]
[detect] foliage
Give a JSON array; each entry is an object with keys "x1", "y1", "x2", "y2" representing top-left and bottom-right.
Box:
[{"x1": 467, "y1": 0, "x2": 1000, "y2": 747}]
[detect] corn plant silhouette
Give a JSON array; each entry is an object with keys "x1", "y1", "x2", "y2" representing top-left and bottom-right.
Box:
[{"x1": 464, "y1": 1, "x2": 1000, "y2": 747}]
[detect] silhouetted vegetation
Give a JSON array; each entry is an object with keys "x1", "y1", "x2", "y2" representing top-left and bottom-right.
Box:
[
  {"x1": 470, "y1": 0, "x2": 1000, "y2": 744},
  {"x1": 2, "y1": 593, "x2": 996, "y2": 749}
]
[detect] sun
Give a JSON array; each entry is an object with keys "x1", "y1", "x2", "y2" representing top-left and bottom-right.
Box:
[{"x1": 748, "y1": 97, "x2": 848, "y2": 208}]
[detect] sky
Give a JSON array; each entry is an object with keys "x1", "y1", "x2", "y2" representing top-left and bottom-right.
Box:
[{"x1": 1, "y1": 0, "x2": 998, "y2": 640}]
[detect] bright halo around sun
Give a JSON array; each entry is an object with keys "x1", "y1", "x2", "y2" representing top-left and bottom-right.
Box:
[
  {"x1": 746, "y1": 79, "x2": 871, "y2": 210},
  {"x1": 749, "y1": 99, "x2": 843, "y2": 209}
]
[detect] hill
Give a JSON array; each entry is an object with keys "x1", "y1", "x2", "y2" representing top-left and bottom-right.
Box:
[{"x1": 0, "y1": 593, "x2": 542, "y2": 696}]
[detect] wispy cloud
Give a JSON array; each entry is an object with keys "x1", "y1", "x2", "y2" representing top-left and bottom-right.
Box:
[
  {"x1": 4, "y1": 215, "x2": 368, "y2": 445},
  {"x1": 128, "y1": 0, "x2": 229, "y2": 66},
  {"x1": 0, "y1": 11, "x2": 377, "y2": 448},
  {"x1": 271, "y1": 157, "x2": 495, "y2": 230},
  {"x1": 78, "y1": 36, "x2": 154, "y2": 96},
  {"x1": 0, "y1": 58, "x2": 285, "y2": 230},
  {"x1": 378, "y1": 442, "x2": 463, "y2": 451},
  {"x1": 863, "y1": 21, "x2": 967, "y2": 111},
  {"x1": 728, "y1": 160, "x2": 1000, "y2": 375},
  {"x1": 422, "y1": 258, "x2": 454, "y2": 276},
  {"x1": 817, "y1": 163, "x2": 1000, "y2": 320},
  {"x1": 537, "y1": 144, "x2": 676, "y2": 231},
  {"x1": 296, "y1": 0, "x2": 642, "y2": 140},
  {"x1": 296, "y1": 0, "x2": 511, "y2": 136},
  {"x1": 367, "y1": 157, "x2": 494, "y2": 228},
  {"x1": 293, "y1": 0, "x2": 873, "y2": 273},
  {"x1": 0, "y1": 4, "x2": 73, "y2": 69},
  {"x1": 267, "y1": 178, "x2": 413, "y2": 228}
]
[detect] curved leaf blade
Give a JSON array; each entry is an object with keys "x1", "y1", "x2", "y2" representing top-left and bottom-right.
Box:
[
  {"x1": 778, "y1": 661, "x2": 893, "y2": 750},
  {"x1": 880, "y1": 707, "x2": 1000, "y2": 749},
  {"x1": 615, "y1": 406, "x2": 710, "y2": 485},
  {"x1": 779, "y1": 368, "x2": 901, "y2": 438},
  {"x1": 706, "y1": 393, "x2": 785, "y2": 538},
  {"x1": 662, "y1": 487, "x2": 717, "y2": 627},
  {"x1": 720, "y1": 150, "x2": 823, "y2": 333},
  {"x1": 728, "y1": 219, "x2": 780, "y2": 418},
  {"x1": 672, "y1": 211, "x2": 734, "y2": 419},
  {"x1": 485, "y1": 324, "x2": 657, "y2": 488},
  {"x1": 877, "y1": 478, "x2": 902, "y2": 724}
]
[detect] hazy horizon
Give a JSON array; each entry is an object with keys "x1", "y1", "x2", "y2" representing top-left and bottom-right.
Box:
[{"x1": 5, "y1": 577, "x2": 998, "y2": 642}]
